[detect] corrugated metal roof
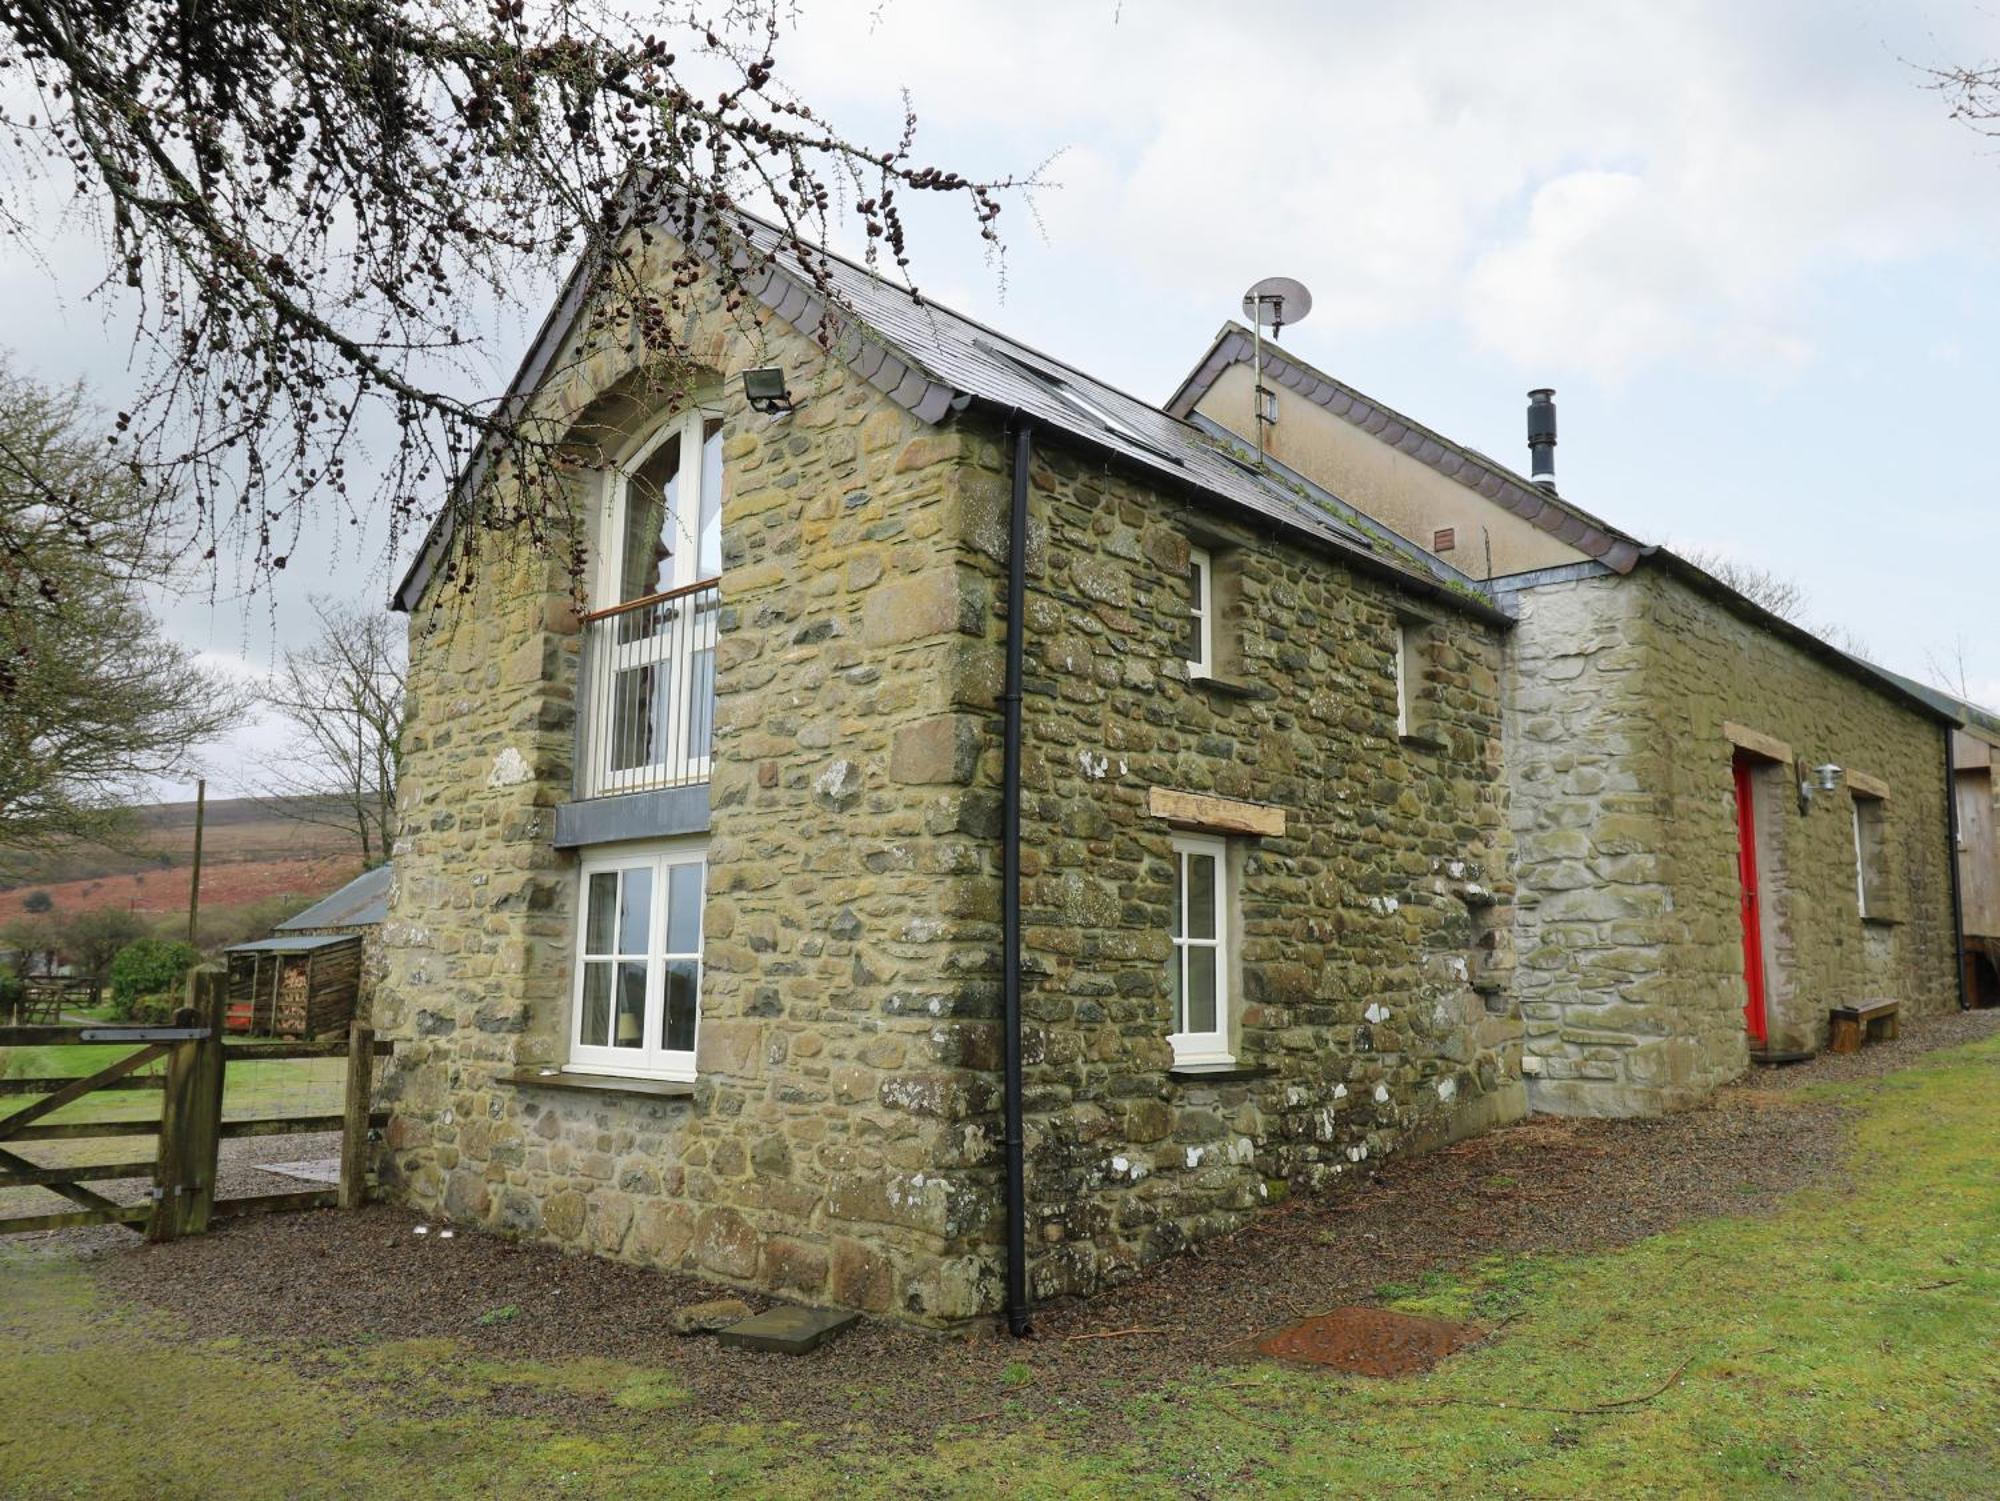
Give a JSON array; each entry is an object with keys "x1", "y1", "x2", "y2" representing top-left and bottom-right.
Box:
[
  {"x1": 224, "y1": 932, "x2": 362, "y2": 956},
  {"x1": 273, "y1": 864, "x2": 390, "y2": 932},
  {"x1": 394, "y1": 214, "x2": 1508, "y2": 624}
]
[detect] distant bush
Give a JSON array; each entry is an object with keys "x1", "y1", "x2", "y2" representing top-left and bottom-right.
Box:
[
  {"x1": 107, "y1": 938, "x2": 200, "y2": 1019},
  {"x1": 128, "y1": 992, "x2": 181, "y2": 1025},
  {"x1": 0, "y1": 966, "x2": 21, "y2": 1014},
  {"x1": 21, "y1": 889, "x2": 52, "y2": 913}
]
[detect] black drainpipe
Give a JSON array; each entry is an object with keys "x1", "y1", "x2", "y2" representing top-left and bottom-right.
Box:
[
  {"x1": 1002, "y1": 418, "x2": 1035, "y2": 1336},
  {"x1": 1946, "y1": 724, "x2": 1970, "y2": 1011}
]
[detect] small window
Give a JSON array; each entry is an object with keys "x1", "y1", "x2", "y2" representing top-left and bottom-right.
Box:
[
  {"x1": 1395, "y1": 620, "x2": 1429, "y2": 739},
  {"x1": 571, "y1": 840, "x2": 707, "y2": 1080},
  {"x1": 1168, "y1": 834, "x2": 1232, "y2": 1067},
  {"x1": 1852, "y1": 794, "x2": 1887, "y2": 918},
  {"x1": 1433, "y1": 527, "x2": 1456, "y2": 553},
  {"x1": 1186, "y1": 547, "x2": 1214, "y2": 679}
]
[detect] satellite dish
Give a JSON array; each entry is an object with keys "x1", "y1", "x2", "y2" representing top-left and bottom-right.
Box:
[{"x1": 1241, "y1": 276, "x2": 1313, "y2": 335}]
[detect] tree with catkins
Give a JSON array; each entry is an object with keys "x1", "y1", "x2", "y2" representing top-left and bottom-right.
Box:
[{"x1": 0, "y1": 1, "x2": 1027, "y2": 607}]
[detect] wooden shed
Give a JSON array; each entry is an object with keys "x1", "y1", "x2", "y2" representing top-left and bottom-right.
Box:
[{"x1": 222, "y1": 932, "x2": 364, "y2": 1037}]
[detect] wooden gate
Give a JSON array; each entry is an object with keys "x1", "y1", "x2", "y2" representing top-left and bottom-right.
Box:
[{"x1": 0, "y1": 970, "x2": 389, "y2": 1239}]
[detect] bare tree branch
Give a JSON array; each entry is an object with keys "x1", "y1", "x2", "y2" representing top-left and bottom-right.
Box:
[{"x1": 0, "y1": 0, "x2": 1030, "y2": 608}]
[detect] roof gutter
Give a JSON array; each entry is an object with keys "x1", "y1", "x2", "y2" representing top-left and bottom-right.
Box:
[
  {"x1": 1640, "y1": 547, "x2": 1956, "y2": 727},
  {"x1": 962, "y1": 397, "x2": 1516, "y2": 631}
]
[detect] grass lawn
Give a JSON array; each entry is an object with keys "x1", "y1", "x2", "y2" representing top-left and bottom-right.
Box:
[{"x1": 1, "y1": 1034, "x2": 1995, "y2": 1499}]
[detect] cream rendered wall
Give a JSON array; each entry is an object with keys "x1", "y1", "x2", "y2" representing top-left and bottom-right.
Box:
[{"x1": 1193, "y1": 363, "x2": 1589, "y2": 579}]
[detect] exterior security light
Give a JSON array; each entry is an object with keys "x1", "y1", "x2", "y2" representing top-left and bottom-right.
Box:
[
  {"x1": 1813, "y1": 764, "x2": 1844, "y2": 792},
  {"x1": 741, "y1": 367, "x2": 795, "y2": 414}
]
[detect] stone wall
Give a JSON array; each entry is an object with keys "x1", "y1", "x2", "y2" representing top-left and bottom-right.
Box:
[
  {"x1": 1507, "y1": 566, "x2": 1958, "y2": 1115},
  {"x1": 377, "y1": 255, "x2": 1010, "y2": 1324},
  {"x1": 949, "y1": 424, "x2": 1525, "y2": 1308},
  {"x1": 378, "y1": 241, "x2": 1526, "y2": 1328}
]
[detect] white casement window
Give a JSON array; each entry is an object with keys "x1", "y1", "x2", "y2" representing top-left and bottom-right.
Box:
[
  {"x1": 569, "y1": 839, "x2": 707, "y2": 1080},
  {"x1": 1167, "y1": 833, "x2": 1233, "y2": 1067},
  {"x1": 1186, "y1": 546, "x2": 1214, "y2": 679},
  {"x1": 599, "y1": 405, "x2": 724, "y2": 609},
  {"x1": 1852, "y1": 794, "x2": 1886, "y2": 918},
  {"x1": 584, "y1": 405, "x2": 724, "y2": 795}
]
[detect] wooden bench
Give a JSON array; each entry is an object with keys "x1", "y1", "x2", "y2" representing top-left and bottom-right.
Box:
[{"x1": 1828, "y1": 999, "x2": 1899, "y2": 1055}]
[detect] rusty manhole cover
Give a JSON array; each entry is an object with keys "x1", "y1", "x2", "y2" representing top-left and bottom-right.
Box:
[{"x1": 1254, "y1": 1306, "x2": 1485, "y2": 1377}]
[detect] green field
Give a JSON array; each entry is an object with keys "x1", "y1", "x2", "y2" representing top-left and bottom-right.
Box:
[
  {"x1": 1, "y1": 1035, "x2": 1995, "y2": 1498},
  {"x1": 0, "y1": 1041, "x2": 346, "y2": 1188}
]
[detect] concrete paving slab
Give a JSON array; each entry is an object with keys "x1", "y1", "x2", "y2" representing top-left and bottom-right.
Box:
[{"x1": 715, "y1": 1305, "x2": 860, "y2": 1355}]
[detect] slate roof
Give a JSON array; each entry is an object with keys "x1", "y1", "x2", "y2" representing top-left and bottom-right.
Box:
[
  {"x1": 224, "y1": 932, "x2": 363, "y2": 956},
  {"x1": 392, "y1": 217, "x2": 1506, "y2": 623},
  {"x1": 273, "y1": 864, "x2": 390, "y2": 933},
  {"x1": 1854, "y1": 663, "x2": 2000, "y2": 739},
  {"x1": 1165, "y1": 323, "x2": 1645, "y2": 574}
]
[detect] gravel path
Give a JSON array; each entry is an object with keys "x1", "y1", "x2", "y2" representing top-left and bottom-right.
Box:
[{"x1": 43, "y1": 1009, "x2": 2000, "y2": 1450}]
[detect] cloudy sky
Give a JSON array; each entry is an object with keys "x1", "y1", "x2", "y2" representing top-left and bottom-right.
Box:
[{"x1": 6, "y1": 0, "x2": 1999, "y2": 799}]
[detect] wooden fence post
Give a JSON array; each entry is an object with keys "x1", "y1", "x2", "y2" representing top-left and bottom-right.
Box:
[
  {"x1": 339, "y1": 1018, "x2": 375, "y2": 1211},
  {"x1": 147, "y1": 968, "x2": 226, "y2": 1242}
]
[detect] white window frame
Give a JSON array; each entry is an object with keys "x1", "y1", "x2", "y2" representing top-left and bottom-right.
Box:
[
  {"x1": 595, "y1": 403, "x2": 725, "y2": 610},
  {"x1": 1168, "y1": 832, "x2": 1233, "y2": 1067},
  {"x1": 1852, "y1": 793, "x2": 1885, "y2": 919},
  {"x1": 588, "y1": 403, "x2": 724, "y2": 795},
  {"x1": 568, "y1": 837, "x2": 707, "y2": 1081},
  {"x1": 1186, "y1": 546, "x2": 1214, "y2": 680}
]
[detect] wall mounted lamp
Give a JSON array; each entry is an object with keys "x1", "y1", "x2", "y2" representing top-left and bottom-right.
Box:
[
  {"x1": 741, "y1": 367, "x2": 795, "y2": 415},
  {"x1": 1797, "y1": 760, "x2": 1845, "y2": 811}
]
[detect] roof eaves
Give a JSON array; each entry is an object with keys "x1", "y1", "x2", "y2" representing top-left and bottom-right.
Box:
[
  {"x1": 1643, "y1": 547, "x2": 1957, "y2": 726},
  {"x1": 392, "y1": 224, "x2": 962, "y2": 613}
]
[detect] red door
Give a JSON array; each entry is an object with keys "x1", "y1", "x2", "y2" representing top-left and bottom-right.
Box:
[{"x1": 1733, "y1": 753, "x2": 1768, "y2": 1047}]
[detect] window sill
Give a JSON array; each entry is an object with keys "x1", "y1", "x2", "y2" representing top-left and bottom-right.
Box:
[
  {"x1": 1188, "y1": 674, "x2": 1261, "y2": 700},
  {"x1": 1168, "y1": 1063, "x2": 1276, "y2": 1085},
  {"x1": 1860, "y1": 913, "x2": 1903, "y2": 929},
  {"x1": 502, "y1": 1067, "x2": 696, "y2": 1100}
]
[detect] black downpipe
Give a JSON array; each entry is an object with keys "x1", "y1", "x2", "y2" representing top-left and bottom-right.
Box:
[
  {"x1": 1002, "y1": 420, "x2": 1035, "y2": 1337},
  {"x1": 1946, "y1": 724, "x2": 1970, "y2": 1011}
]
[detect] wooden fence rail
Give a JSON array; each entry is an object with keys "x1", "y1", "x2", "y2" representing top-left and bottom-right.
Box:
[{"x1": 0, "y1": 968, "x2": 388, "y2": 1240}]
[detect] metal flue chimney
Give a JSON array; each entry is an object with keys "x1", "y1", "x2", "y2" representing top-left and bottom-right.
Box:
[{"x1": 1527, "y1": 388, "x2": 1557, "y2": 492}]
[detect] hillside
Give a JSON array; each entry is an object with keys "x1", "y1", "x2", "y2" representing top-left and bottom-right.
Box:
[{"x1": 0, "y1": 796, "x2": 366, "y2": 890}]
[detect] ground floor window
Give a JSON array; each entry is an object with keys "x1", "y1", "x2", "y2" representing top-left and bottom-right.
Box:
[
  {"x1": 1852, "y1": 793, "x2": 1887, "y2": 918},
  {"x1": 1168, "y1": 832, "x2": 1233, "y2": 1067},
  {"x1": 570, "y1": 838, "x2": 706, "y2": 1080}
]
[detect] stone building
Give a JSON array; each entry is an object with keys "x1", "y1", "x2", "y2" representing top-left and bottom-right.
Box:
[
  {"x1": 376, "y1": 226, "x2": 1525, "y2": 1325},
  {"x1": 1172, "y1": 326, "x2": 1966, "y2": 1115}
]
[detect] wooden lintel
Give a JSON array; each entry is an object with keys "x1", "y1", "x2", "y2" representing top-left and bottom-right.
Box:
[
  {"x1": 1723, "y1": 721, "x2": 1792, "y2": 765},
  {"x1": 1146, "y1": 786, "x2": 1286, "y2": 838},
  {"x1": 1846, "y1": 768, "x2": 1891, "y2": 801}
]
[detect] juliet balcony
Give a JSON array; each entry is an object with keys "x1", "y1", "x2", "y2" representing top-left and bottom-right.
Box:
[{"x1": 557, "y1": 578, "x2": 720, "y2": 848}]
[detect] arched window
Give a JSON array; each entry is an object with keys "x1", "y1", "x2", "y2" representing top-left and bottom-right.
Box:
[
  {"x1": 578, "y1": 401, "x2": 724, "y2": 797},
  {"x1": 599, "y1": 404, "x2": 724, "y2": 609}
]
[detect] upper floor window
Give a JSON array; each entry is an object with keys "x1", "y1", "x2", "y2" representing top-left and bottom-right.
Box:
[
  {"x1": 577, "y1": 404, "x2": 724, "y2": 798},
  {"x1": 1187, "y1": 546, "x2": 1214, "y2": 679},
  {"x1": 1395, "y1": 622, "x2": 1417, "y2": 736},
  {"x1": 571, "y1": 839, "x2": 707, "y2": 1080},
  {"x1": 1395, "y1": 617, "x2": 1436, "y2": 742},
  {"x1": 600, "y1": 405, "x2": 723, "y2": 610},
  {"x1": 1168, "y1": 832, "x2": 1233, "y2": 1068}
]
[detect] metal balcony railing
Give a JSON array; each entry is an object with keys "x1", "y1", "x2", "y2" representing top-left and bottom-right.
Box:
[{"x1": 575, "y1": 579, "x2": 719, "y2": 800}]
